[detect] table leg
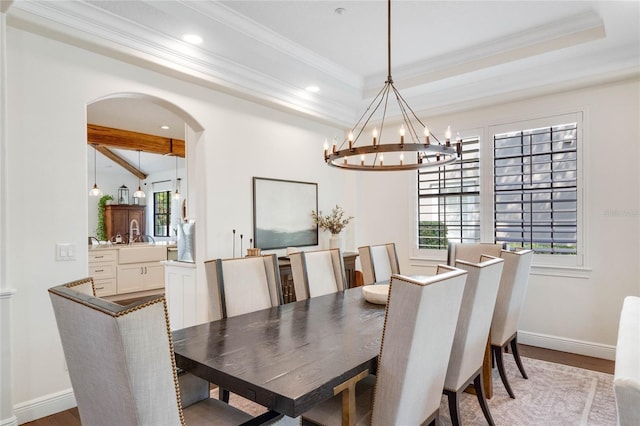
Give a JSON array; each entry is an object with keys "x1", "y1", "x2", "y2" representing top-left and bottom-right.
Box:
[{"x1": 482, "y1": 336, "x2": 493, "y2": 398}]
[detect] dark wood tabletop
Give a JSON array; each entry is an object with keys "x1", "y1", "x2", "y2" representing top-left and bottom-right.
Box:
[{"x1": 172, "y1": 287, "x2": 385, "y2": 418}]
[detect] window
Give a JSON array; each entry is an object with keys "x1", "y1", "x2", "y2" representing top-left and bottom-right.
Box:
[
  {"x1": 416, "y1": 113, "x2": 582, "y2": 267},
  {"x1": 494, "y1": 123, "x2": 578, "y2": 254},
  {"x1": 154, "y1": 191, "x2": 171, "y2": 237},
  {"x1": 418, "y1": 138, "x2": 480, "y2": 249}
]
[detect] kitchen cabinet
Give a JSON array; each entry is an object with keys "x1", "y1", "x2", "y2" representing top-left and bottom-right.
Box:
[
  {"x1": 88, "y1": 248, "x2": 118, "y2": 297},
  {"x1": 117, "y1": 262, "x2": 165, "y2": 294},
  {"x1": 164, "y1": 261, "x2": 197, "y2": 330},
  {"x1": 104, "y1": 205, "x2": 146, "y2": 241},
  {"x1": 116, "y1": 245, "x2": 167, "y2": 294}
]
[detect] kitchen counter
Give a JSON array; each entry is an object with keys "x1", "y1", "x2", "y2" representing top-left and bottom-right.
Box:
[{"x1": 89, "y1": 241, "x2": 177, "y2": 250}]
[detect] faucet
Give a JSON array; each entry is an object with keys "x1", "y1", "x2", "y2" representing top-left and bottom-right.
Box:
[{"x1": 129, "y1": 219, "x2": 140, "y2": 244}]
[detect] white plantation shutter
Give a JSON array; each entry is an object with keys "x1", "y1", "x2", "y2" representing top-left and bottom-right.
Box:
[
  {"x1": 418, "y1": 138, "x2": 480, "y2": 249},
  {"x1": 493, "y1": 123, "x2": 578, "y2": 254}
]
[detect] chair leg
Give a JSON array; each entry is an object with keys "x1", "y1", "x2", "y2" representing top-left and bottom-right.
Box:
[
  {"x1": 492, "y1": 344, "x2": 516, "y2": 399},
  {"x1": 445, "y1": 390, "x2": 461, "y2": 426},
  {"x1": 219, "y1": 387, "x2": 230, "y2": 403},
  {"x1": 510, "y1": 335, "x2": 528, "y2": 379},
  {"x1": 473, "y1": 372, "x2": 495, "y2": 426}
]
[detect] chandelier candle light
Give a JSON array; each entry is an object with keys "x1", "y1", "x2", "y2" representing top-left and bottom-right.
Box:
[{"x1": 324, "y1": 0, "x2": 461, "y2": 171}]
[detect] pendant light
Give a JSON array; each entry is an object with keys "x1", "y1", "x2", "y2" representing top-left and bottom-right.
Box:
[
  {"x1": 173, "y1": 155, "x2": 181, "y2": 199},
  {"x1": 89, "y1": 144, "x2": 102, "y2": 196},
  {"x1": 133, "y1": 150, "x2": 146, "y2": 198}
]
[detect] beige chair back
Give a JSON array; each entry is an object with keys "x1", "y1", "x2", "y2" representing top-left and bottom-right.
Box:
[
  {"x1": 444, "y1": 255, "x2": 504, "y2": 391},
  {"x1": 49, "y1": 284, "x2": 183, "y2": 425},
  {"x1": 290, "y1": 248, "x2": 346, "y2": 300},
  {"x1": 491, "y1": 249, "x2": 534, "y2": 346},
  {"x1": 371, "y1": 267, "x2": 467, "y2": 425},
  {"x1": 206, "y1": 253, "x2": 283, "y2": 318},
  {"x1": 358, "y1": 243, "x2": 400, "y2": 285},
  {"x1": 447, "y1": 242, "x2": 504, "y2": 265}
]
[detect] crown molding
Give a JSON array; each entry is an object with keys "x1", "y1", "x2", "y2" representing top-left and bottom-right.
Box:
[
  {"x1": 7, "y1": 1, "x2": 358, "y2": 127},
  {"x1": 365, "y1": 11, "x2": 606, "y2": 97}
]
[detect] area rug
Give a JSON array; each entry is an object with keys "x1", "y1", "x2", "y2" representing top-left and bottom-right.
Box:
[
  {"x1": 439, "y1": 354, "x2": 617, "y2": 425},
  {"x1": 226, "y1": 353, "x2": 617, "y2": 425}
]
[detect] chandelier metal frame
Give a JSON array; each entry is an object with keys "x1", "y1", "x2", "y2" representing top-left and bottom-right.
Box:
[{"x1": 325, "y1": 0, "x2": 461, "y2": 171}]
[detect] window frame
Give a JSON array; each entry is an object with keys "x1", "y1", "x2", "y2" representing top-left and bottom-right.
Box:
[
  {"x1": 414, "y1": 112, "x2": 586, "y2": 272},
  {"x1": 417, "y1": 136, "x2": 481, "y2": 250},
  {"x1": 489, "y1": 112, "x2": 584, "y2": 268},
  {"x1": 153, "y1": 190, "x2": 172, "y2": 238}
]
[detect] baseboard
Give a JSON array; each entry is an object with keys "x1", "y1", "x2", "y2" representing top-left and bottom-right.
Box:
[
  {"x1": 519, "y1": 330, "x2": 616, "y2": 361},
  {"x1": 13, "y1": 388, "x2": 76, "y2": 424},
  {"x1": 0, "y1": 416, "x2": 18, "y2": 426}
]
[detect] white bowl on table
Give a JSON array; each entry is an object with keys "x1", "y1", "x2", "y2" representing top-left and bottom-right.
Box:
[{"x1": 362, "y1": 284, "x2": 390, "y2": 305}]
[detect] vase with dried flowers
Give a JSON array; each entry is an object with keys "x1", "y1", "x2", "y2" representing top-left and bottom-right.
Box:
[{"x1": 311, "y1": 205, "x2": 354, "y2": 250}]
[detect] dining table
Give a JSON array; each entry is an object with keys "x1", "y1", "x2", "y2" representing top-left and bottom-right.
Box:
[{"x1": 172, "y1": 286, "x2": 386, "y2": 418}]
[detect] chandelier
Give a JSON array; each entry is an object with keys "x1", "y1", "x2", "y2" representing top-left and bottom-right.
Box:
[{"x1": 324, "y1": 0, "x2": 460, "y2": 171}]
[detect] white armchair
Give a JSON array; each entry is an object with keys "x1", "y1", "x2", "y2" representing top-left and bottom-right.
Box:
[
  {"x1": 614, "y1": 296, "x2": 640, "y2": 426},
  {"x1": 290, "y1": 248, "x2": 346, "y2": 300},
  {"x1": 357, "y1": 243, "x2": 400, "y2": 285},
  {"x1": 491, "y1": 249, "x2": 534, "y2": 398},
  {"x1": 48, "y1": 279, "x2": 282, "y2": 425},
  {"x1": 448, "y1": 243, "x2": 534, "y2": 399},
  {"x1": 205, "y1": 253, "x2": 283, "y2": 318},
  {"x1": 300, "y1": 267, "x2": 468, "y2": 426},
  {"x1": 443, "y1": 256, "x2": 504, "y2": 426}
]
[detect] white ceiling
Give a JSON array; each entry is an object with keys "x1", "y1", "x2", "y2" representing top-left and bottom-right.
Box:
[{"x1": 8, "y1": 0, "x2": 640, "y2": 133}]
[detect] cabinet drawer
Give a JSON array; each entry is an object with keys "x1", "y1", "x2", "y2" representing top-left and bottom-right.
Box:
[
  {"x1": 89, "y1": 250, "x2": 117, "y2": 263},
  {"x1": 94, "y1": 279, "x2": 116, "y2": 297},
  {"x1": 89, "y1": 263, "x2": 116, "y2": 280}
]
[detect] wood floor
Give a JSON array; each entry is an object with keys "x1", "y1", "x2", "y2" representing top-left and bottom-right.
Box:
[{"x1": 23, "y1": 344, "x2": 614, "y2": 426}]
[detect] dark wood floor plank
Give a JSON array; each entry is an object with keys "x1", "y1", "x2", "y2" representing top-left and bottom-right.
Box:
[{"x1": 519, "y1": 344, "x2": 614, "y2": 374}]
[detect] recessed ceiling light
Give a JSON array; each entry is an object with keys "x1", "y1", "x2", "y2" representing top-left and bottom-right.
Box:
[
  {"x1": 334, "y1": 8, "x2": 346, "y2": 15},
  {"x1": 182, "y1": 34, "x2": 203, "y2": 45},
  {"x1": 306, "y1": 85, "x2": 320, "y2": 93},
  {"x1": 161, "y1": 125, "x2": 170, "y2": 130}
]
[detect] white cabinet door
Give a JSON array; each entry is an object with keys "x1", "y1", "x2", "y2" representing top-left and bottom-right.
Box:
[
  {"x1": 165, "y1": 263, "x2": 197, "y2": 330},
  {"x1": 117, "y1": 262, "x2": 165, "y2": 294},
  {"x1": 144, "y1": 263, "x2": 165, "y2": 290},
  {"x1": 117, "y1": 264, "x2": 147, "y2": 293}
]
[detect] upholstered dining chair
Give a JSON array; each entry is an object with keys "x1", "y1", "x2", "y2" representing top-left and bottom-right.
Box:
[
  {"x1": 301, "y1": 267, "x2": 468, "y2": 426},
  {"x1": 205, "y1": 253, "x2": 284, "y2": 402},
  {"x1": 357, "y1": 242, "x2": 400, "y2": 285},
  {"x1": 447, "y1": 242, "x2": 505, "y2": 265},
  {"x1": 447, "y1": 243, "x2": 535, "y2": 399},
  {"x1": 443, "y1": 256, "x2": 504, "y2": 426},
  {"x1": 290, "y1": 248, "x2": 346, "y2": 300},
  {"x1": 490, "y1": 248, "x2": 534, "y2": 399},
  {"x1": 48, "y1": 278, "x2": 282, "y2": 426},
  {"x1": 205, "y1": 253, "x2": 283, "y2": 319}
]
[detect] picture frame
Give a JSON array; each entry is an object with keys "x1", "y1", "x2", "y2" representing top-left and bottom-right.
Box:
[{"x1": 253, "y1": 177, "x2": 318, "y2": 250}]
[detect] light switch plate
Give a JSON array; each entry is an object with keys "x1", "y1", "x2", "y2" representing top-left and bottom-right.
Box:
[{"x1": 56, "y1": 243, "x2": 77, "y2": 261}]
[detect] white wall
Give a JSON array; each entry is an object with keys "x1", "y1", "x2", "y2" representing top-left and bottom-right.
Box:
[
  {"x1": 6, "y1": 17, "x2": 640, "y2": 424},
  {"x1": 354, "y1": 78, "x2": 640, "y2": 359},
  {"x1": 6, "y1": 28, "x2": 348, "y2": 422}
]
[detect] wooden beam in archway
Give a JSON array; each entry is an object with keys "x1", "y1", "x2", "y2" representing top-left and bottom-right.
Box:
[
  {"x1": 87, "y1": 124, "x2": 185, "y2": 157},
  {"x1": 94, "y1": 145, "x2": 147, "y2": 180}
]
